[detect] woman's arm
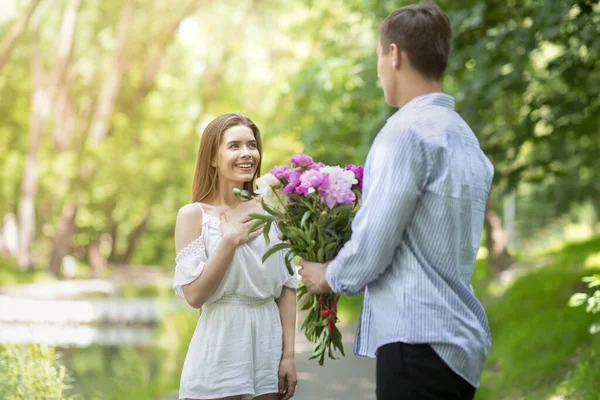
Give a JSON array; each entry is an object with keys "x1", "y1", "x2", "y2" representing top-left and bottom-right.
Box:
[
  {"x1": 175, "y1": 204, "x2": 262, "y2": 309},
  {"x1": 275, "y1": 286, "x2": 297, "y2": 399}
]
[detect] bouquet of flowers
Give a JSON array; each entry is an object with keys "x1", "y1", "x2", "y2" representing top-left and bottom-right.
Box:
[{"x1": 237, "y1": 154, "x2": 363, "y2": 365}]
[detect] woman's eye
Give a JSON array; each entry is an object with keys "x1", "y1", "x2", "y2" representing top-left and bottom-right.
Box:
[{"x1": 230, "y1": 144, "x2": 239, "y2": 149}]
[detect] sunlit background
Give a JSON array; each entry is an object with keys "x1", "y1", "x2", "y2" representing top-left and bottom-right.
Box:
[{"x1": 1, "y1": 0, "x2": 599, "y2": 399}]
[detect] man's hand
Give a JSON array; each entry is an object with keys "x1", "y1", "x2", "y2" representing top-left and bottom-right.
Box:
[{"x1": 298, "y1": 259, "x2": 332, "y2": 294}]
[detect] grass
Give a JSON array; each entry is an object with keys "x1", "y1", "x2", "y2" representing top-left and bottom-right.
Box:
[
  {"x1": 0, "y1": 259, "x2": 56, "y2": 287},
  {"x1": 336, "y1": 236, "x2": 600, "y2": 400},
  {"x1": 475, "y1": 236, "x2": 600, "y2": 400}
]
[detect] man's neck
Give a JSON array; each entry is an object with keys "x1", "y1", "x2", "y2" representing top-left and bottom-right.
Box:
[{"x1": 395, "y1": 74, "x2": 443, "y2": 109}]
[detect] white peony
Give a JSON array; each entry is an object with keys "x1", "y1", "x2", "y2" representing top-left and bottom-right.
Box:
[
  {"x1": 319, "y1": 166, "x2": 358, "y2": 186},
  {"x1": 255, "y1": 173, "x2": 286, "y2": 213}
]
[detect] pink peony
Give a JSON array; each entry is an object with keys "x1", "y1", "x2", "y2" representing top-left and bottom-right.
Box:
[
  {"x1": 296, "y1": 169, "x2": 330, "y2": 196},
  {"x1": 282, "y1": 169, "x2": 303, "y2": 194},
  {"x1": 290, "y1": 154, "x2": 314, "y2": 168},
  {"x1": 312, "y1": 162, "x2": 326, "y2": 170},
  {"x1": 344, "y1": 164, "x2": 364, "y2": 192},
  {"x1": 319, "y1": 166, "x2": 357, "y2": 209},
  {"x1": 270, "y1": 165, "x2": 290, "y2": 180}
]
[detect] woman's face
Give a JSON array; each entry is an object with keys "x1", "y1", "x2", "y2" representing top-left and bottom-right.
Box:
[{"x1": 214, "y1": 124, "x2": 260, "y2": 185}]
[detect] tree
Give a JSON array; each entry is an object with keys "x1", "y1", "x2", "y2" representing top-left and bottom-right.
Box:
[
  {"x1": 0, "y1": 0, "x2": 43, "y2": 72},
  {"x1": 18, "y1": 0, "x2": 81, "y2": 270}
]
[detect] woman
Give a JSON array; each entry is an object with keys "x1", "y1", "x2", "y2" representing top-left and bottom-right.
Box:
[{"x1": 174, "y1": 113, "x2": 298, "y2": 400}]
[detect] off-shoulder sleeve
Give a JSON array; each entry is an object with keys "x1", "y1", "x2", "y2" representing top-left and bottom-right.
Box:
[{"x1": 173, "y1": 235, "x2": 208, "y2": 299}]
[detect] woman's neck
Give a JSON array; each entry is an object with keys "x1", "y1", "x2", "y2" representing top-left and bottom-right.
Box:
[{"x1": 206, "y1": 181, "x2": 245, "y2": 209}]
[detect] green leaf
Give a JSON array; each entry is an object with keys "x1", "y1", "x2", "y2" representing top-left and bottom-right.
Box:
[
  {"x1": 262, "y1": 243, "x2": 292, "y2": 263},
  {"x1": 582, "y1": 275, "x2": 600, "y2": 287},
  {"x1": 248, "y1": 212, "x2": 272, "y2": 221},
  {"x1": 309, "y1": 330, "x2": 328, "y2": 360},
  {"x1": 301, "y1": 210, "x2": 312, "y2": 228},
  {"x1": 263, "y1": 220, "x2": 272, "y2": 245},
  {"x1": 568, "y1": 293, "x2": 588, "y2": 307},
  {"x1": 247, "y1": 220, "x2": 264, "y2": 236},
  {"x1": 284, "y1": 252, "x2": 294, "y2": 275},
  {"x1": 261, "y1": 199, "x2": 284, "y2": 217},
  {"x1": 332, "y1": 325, "x2": 345, "y2": 357},
  {"x1": 317, "y1": 247, "x2": 324, "y2": 263},
  {"x1": 301, "y1": 294, "x2": 315, "y2": 310}
]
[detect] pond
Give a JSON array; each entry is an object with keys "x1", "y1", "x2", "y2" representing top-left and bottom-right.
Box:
[{"x1": 0, "y1": 292, "x2": 196, "y2": 400}]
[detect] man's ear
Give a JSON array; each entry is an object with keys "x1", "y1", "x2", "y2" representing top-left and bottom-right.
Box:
[{"x1": 390, "y1": 43, "x2": 401, "y2": 69}]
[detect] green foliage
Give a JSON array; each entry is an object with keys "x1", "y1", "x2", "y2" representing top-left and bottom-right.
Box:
[
  {"x1": 2, "y1": 0, "x2": 598, "y2": 275},
  {"x1": 569, "y1": 274, "x2": 600, "y2": 335},
  {"x1": 282, "y1": 0, "x2": 600, "y2": 238},
  {"x1": 556, "y1": 347, "x2": 600, "y2": 400},
  {"x1": 0, "y1": 344, "x2": 73, "y2": 400},
  {"x1": 474, "y1": 236, "x2": 600, "y2": 399},
  {"x1": 0, "y1": 259, "x2": 56, "y2": 286}
]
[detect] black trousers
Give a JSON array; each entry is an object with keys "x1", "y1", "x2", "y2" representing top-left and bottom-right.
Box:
[{"x1": 376, "y1": 342, "x2": 476, "y2": 400}]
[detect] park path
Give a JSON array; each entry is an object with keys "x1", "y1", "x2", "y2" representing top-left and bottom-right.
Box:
[
  {"x1": 285, "y1": 324, "x2": 376, "y2": 400},
  {"x1": 160, "y1": 322, "x2": 376, "y2": 400}
]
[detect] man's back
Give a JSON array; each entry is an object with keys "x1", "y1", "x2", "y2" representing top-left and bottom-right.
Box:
[{"x1": 357, "y1": 93, "x2": 493, "y2": 387}]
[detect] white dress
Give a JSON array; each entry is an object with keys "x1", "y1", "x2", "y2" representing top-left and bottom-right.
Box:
[{"x1": 174, "y1": 203, "x2": 297, "y2": 400}]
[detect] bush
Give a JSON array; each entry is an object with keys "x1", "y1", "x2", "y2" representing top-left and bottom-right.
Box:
[
  {"x1": 569, "y1": 274, "x2": 600, "y2": 335},
  {"x1": 0, "y1": 344, "x2": 74, "y2": 400}
]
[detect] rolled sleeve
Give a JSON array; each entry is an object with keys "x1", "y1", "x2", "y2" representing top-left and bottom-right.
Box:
[{"x1": 325, "y1": 127, "x2": 429, "y2": 294}]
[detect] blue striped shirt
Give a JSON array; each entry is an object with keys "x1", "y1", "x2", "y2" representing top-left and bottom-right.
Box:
[{"x1": 326, "y1": 92, "x2": 493, "y2": 387}]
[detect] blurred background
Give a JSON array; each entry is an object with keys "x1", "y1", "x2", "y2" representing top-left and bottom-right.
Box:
[{"x1": 0, "y1": 0, "x2": 599, "y2": 399}]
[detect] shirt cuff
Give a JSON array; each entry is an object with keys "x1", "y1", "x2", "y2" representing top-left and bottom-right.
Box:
[
  {"x1": 325, "y1": 267, "x2": 342, "y2": 294},
  {"x1": 326, "y1": 264, "x2": 362, "y2": 296}
]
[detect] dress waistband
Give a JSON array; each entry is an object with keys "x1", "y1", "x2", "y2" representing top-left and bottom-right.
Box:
[{"x1": 206, "y1": 294, "x2": 274, "y2": 308}]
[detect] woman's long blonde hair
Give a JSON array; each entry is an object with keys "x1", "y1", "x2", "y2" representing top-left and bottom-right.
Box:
[{"x1": 191, "y1": 113, "x2": 263, "y2": 203}]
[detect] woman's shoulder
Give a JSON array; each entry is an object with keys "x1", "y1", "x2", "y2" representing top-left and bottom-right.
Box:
[
  {"x1": 177, "y1": 202, "x2": 204, "y2": 222},
  {"x1": 175, "y1": 203, "x2": 204, "y2": 254}
]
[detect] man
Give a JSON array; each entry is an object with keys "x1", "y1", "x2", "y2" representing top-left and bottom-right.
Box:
[{"x1": 298, "y1": 2, "x2": 493, "y2": 399}]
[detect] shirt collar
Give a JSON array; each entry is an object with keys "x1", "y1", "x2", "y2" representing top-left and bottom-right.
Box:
[{"x1": 387, "y1": 92, "x2": 455, "y2": 123}]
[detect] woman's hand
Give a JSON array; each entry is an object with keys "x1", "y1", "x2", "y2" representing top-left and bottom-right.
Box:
[
  {"x1": 278, "y1": 355, "x2": 297, "y2": 399},
  {"x1": 219, "y1": 211, "x2": 263, "y2": 246}
]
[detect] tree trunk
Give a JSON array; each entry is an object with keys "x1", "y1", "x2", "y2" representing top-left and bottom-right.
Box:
[
  {"x1": 122, "y1": 211, "x2": 151, "y2": 264},
  {"x1": 50, "y1": 0, "x2": 80, "y2": 151},
  {"x1": 19, "y1": 0, "x2": 81, "y2": 271},
  {"x1": 52, "y1": 74, "x2": 76, "y2": 151},
  {"x1": 135, "y1": 0, "x2": 203, "y2": 99},
  {"x1": 48, "y1": 0, "x2": 80, "y2": 102},
  {"x1": 0, "y1": 0, "x2": 43, "y2": 72},
  {"x1": 88, "y1": 0, "x2": 134, "y2": 143},
  {"x1": 17, "y1": 18, "x2": 44, "y2": 271},
  {"x1": 1, "y1": 213, "x2": 19, "y2": 259},
  {"x1": 48, "y1": 0, "x2": 200, "y2": 272},
  {"x1": 48, "y1": 201, "x2": 78, "y2": 277},
  {"x1": 484, "y1": 198, "x2": 514, "y2": 275},
  {"x1": 106, "y1": 217, "x2": 119, "y2": 262},
  {"x1": 87, "y1": 241, "x2": 106, "y2": 278},
  {"x1": 47, "y1": 1, "x2": 133, "y2": 274}
]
